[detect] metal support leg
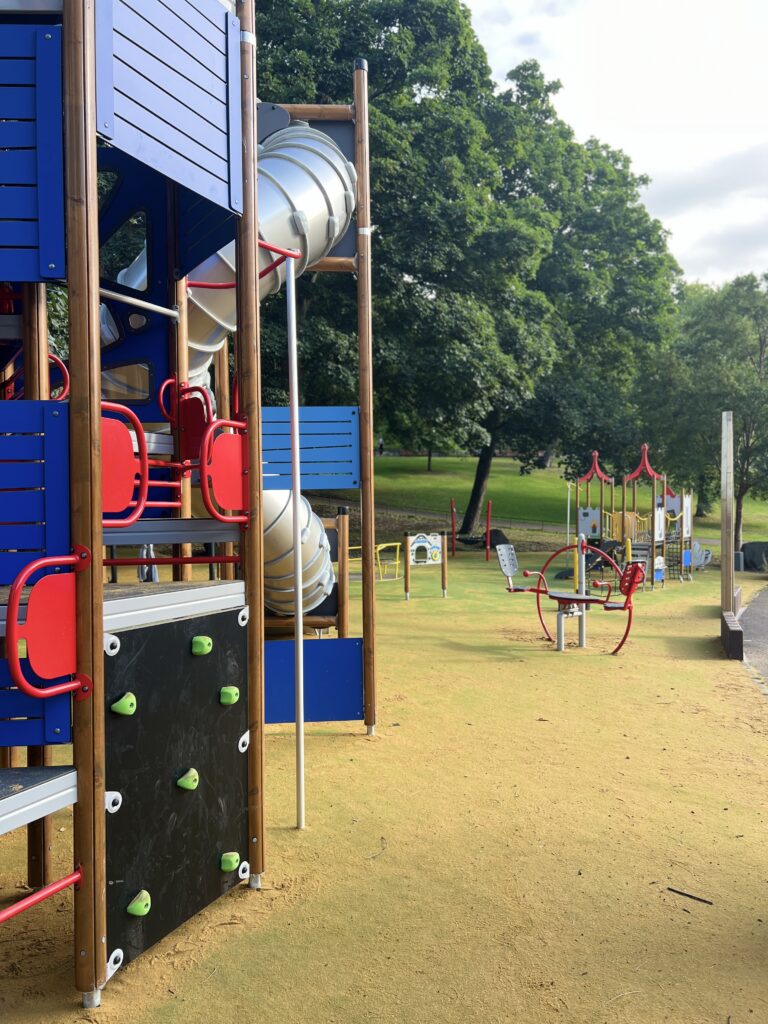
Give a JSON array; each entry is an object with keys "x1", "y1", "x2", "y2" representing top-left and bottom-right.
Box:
[
  {"x1": 82, "y1": 991, "x2": 101, "y2": 1009},
  {"x1": 249, "y1": 873, "x2": 262, "y2": 891},
  {"x1": 578, "y1": 607, "x2": 587, "y2": 648},
  {"x1": 556, "y1": 611, "x2": 565, "y2": 651}
]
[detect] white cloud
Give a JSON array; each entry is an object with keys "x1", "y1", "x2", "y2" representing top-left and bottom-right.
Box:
[{"x1": 462, "y1": 0, "x2": 768, "y2": 282}]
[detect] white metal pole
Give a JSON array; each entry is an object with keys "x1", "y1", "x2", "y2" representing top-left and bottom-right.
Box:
[
  {"x1": 286, "y1": 257, "x2": 305, "y2": 829},
  {"x1": 578, "y1": 532, "x2": 587, "y2": 647},
  {"x1": 566, "y1": 481, "x2": 571, "y2": 549}
]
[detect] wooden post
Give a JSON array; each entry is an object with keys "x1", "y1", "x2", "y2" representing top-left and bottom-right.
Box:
[
  {"x1": 621, "y1": 477, "x2": 627, "y2": 547},
  {"x1": 64, "y1": 0, "x2": 107, "y2": 1001},
  {"x1": 403, "y1": 533, "x2": 411, "y2": 600},
  {"x1": 441, "y1": 532, "x2": 448, "y2": 597},
  {"x1": 236, "y1": 0, "x2": 265, "y2": 886},
  {"x1": 721, "y1": 411, "x2": 735, "y2": 614},
  {"x1": 173, "y1": 275, "x2": 193, "y2": 582},
  {"x1": 22, "y1": 282, "x2": 54, "y2": 890},
  {"x1": 337, "y1": 507, "x2": 350, "y2": 638},
  {"x1": 215, "y1": 341, "x2": 235, "y2": 581},
  {"x1": 354, "y1": 60, "x2": 376, "y2": 735}
]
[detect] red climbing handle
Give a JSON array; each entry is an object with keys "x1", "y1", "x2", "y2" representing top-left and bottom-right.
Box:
[
  {"x1": 48, "y1": 353, "x2": 70, "y2": 400},
  {"x1": 199, "y1": 419, "x2": 249, "y2": 525},
  {"x1": 6, "y1": 550, "x2": 92, "y2": 700}
]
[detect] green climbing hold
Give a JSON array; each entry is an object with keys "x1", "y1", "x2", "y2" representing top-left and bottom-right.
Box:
[
  {"x1": 191, "y1": 635, "x2": 213, "y2": 656},
  {"x1": 126, "y1": 890, "x2": 151, "y2": 917},
  {"x1": 219, "y1": 685, "x2": 240, "y2": 706},
  {"x1": 219, "y1": 851, "x2": 240, "y2": 873},
  {"x1": 176, "y1": 768, "x2": 200, "y2": 791},
  {"x1": 110, "y1": 692, "x2": 137, "y2": 716}
]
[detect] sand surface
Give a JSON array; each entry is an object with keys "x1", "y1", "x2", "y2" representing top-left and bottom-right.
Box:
[{"x1": 1, "y1": 557, "x2": 767, "y2": 1023}]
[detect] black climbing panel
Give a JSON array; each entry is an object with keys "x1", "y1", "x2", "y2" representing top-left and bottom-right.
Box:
[{"x1": 104, "y1": 609, "x2": 248, "y2": 965}]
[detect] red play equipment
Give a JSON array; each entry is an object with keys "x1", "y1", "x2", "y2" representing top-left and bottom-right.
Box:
[{"x1": 498, "y1": 537, "x2": 645, "y2": 655}]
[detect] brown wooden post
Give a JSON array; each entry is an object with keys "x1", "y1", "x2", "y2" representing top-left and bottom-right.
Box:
[
  {"x1": 337, "y1": 506, "x2": 350, "y2": 638},
  {"x1": 64, "y1": 0, "x2": 107, "y2": 1002},
  {"x1": 403, "y1": 533, "x2": 411, "y2": 600},
  {"x1": 236, "y1": 0, "x2": 265, "y2": 887},
  {"x1": 215, "y1": 340, "x2": 235, "y2": 581},
  {"x1": 22, "y1": 282, "x2": 54, "y2": 889},
  {"x1": 354, "y1": 59, "x2": 376, "y2": 735},
  {"x1": 173, "y1": 275, "x2": 193, "y2": 581},
  {"x1": 441, "y1": 532, "x2": 448, "y2": 597}
]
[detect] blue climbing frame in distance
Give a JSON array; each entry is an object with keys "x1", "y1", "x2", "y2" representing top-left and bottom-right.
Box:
[
  {"x1": 95, "y1": 0, "x2": 242, "y2": 216},
  {"x1": 263, "y1": 407, "x2": 361, "y2": 491},
  {"x1": 265, "y1": 639, "x2": 364, "y2": 725},
  {"x1": 0, "y1": 401, "x2": 72, "y2": 746},
  {"x1": 0, "y1": 23, "x2": 65, "y2": 281}
]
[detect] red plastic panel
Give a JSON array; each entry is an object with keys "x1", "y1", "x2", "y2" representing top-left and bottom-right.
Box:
[
  {"x1": 23, "y1": 572, "x2": 77, "y2": 679},
  {"x1": 209, "y1": 430, "x2": 247, "y2": 511},
  {"x1": 102, "y1": 416, "x2": 138, "y2": 513}
]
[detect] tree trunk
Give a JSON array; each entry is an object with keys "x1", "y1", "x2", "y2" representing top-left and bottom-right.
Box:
[
  {"x1": 427, "y1": 449, "x2": 433, "y2": 472},
  {"x1": 735, "y1": 492, "x2": 744, "y2": 552},
  {"x1": 694, "y1": 473, "x2": 711, "y2": 518},
  {"x1": 460, "y1": 440, "x2": 495, "y2": 535}
]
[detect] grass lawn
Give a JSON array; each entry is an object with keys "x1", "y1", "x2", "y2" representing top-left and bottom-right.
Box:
[{"x1": 371, "y1": 455, "x2": 768, "y2": 541}]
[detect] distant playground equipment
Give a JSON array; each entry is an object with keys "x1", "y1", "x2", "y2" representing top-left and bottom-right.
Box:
[
  {"x1": 349, "y1": 541, "x2": 403, "y2": 582},
  {"x1": 449, "y1": 497, "x2": 494, "y2": 560},
  {"x1": 498, "y1": 536, "x2": 645, "y2": 655},
  {"x1": 404, "y1": 531, "x2": 449, "y2": 599},
  {"x1": 570, "y1": 446, "x2": 694, "y2": 589}
]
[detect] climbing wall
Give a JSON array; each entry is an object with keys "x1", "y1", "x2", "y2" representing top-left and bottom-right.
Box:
[{"x1": 104, "y1": 609, "x2": 248, "y2": 965}]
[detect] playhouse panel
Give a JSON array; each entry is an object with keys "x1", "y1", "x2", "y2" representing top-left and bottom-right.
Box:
[
  {"x1": 104, "y1": 609, "x2": 248, "y2": 965},
  {"x1": 0, "y1": 24, "x2": 65, "y2": 281},
  {"x1": 263, "y1": 406, "x2": 361, "y2": 490},
  {"x1": 96, "y1": 0, "x2": 242, "y2": 214},
  {"x1": 265, "y1": 638, "x2": 364, "y2": 724}
]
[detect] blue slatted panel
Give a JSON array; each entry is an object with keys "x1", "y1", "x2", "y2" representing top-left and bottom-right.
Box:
[
  {"x1": 0, "y1": 25, "x2": 65, "y2": 282},
  {"x1": 265, "y1": 638, "x2": 364, "y2": 725},
  {"x1": 96, "y1": 0, "x2": 242, "y2": 214},
  {"x1": 263, "y1": 407, "x2": 361, "y2": 491},
  {"x1": 0, "y1": 401, "x2": 71, "y2": 746},
  {"x1": 0, "y1": 402, "x2": 69, "y2": 583}
]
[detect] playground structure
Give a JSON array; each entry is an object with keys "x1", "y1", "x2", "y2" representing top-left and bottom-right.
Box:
[
  {"x1": 572, "y1": 446, "x2": 694, "y2": 588},
  {"x1": 0, "y1": 1, "x2": 376, "y2": 1007},
  {"x1": 403, "y1": 532, "x2": 449, "y2": 600},
  {"x1": 498, "y1": 538, "x2": 646, "y2": 655}
]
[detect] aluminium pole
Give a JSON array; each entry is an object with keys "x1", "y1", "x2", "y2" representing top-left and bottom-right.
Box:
[{"x1": 286, "y1": 257, "x2": 305, "y2": 830}]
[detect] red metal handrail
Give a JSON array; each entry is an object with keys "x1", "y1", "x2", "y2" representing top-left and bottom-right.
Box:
[
  {"x1": 187, "y1": 239, "x2": 300, "y2": 291},
  {"x1": 49, "y1": 353, "x2": 70, "y2": 400},
  {"x1": 199, "y1": 419, "x2": 248, "y2": 525},
  {"x1": 6, "y1": 549, "x2": 92, "y2": 701},
  {"x1": 101, "y1": 401, "x2": 150, "y2": 528},
  {"x1": 0, "y1": 867, "x2": 82, "y2": 925}
]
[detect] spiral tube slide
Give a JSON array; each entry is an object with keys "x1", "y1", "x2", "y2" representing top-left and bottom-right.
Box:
[
  {"x1": 262, "y1": 491, "x2": 335, "y2": 615},
  {"x1": 185, "y1": 123, "x2": 357, "y2": 388}
]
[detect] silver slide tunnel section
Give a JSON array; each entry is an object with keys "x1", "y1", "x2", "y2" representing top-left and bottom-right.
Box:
[{"x1": 108, "y1": 123, "x2": 357, "y2": 615}]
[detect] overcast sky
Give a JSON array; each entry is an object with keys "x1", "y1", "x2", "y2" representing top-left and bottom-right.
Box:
[{"x1": 463, "y1": 0, "x2": 768, "y2": 283}]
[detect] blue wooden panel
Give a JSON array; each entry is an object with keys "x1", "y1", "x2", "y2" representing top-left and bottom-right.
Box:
[
  {"x1": 682, "y1": 549, "x2": 692, "y2": 568},
  {"x1": 0, "y1": 678, "x2": 71, "y2": 745},
  {"x1": 0, "y1": 25, "x2": 65, "y2": 282},
  {"x1": 0, "y1": 435, "x2": 44, "y2": 460},
  {"x1": 0, "y1": 187, "x2": 37, "y2": 219},
  {"x1": 97, "y1": 0, "x2": 242, "y2": 215},
  {"x1": 0, "y1": 463, "x2": 44, "y2": 489},
  {"x1": 0, "y1": 490, "x2": 44, "y2": 522},
  {"x1": 0, "y1": 524, "x2": 45, "y2": 548},
  {"x1": 265, "y1": 638, "x2": 364, "y2": 725},
  {"x1": 262, "y1": 407, "x2": 361, "y2": 490},
  {"x1": 0, "y1": 396, "x2": 44, "y2": 431}
]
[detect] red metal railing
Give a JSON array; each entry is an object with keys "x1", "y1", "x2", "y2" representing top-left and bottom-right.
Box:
[
  {"x1": 0, "y1": 867, "x2": 82, "y2": 925},
  {"x1": 101, "y1": 401, "x2": 150, "y2": 528}
]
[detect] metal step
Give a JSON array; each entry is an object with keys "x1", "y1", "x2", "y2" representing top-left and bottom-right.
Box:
[
  {"x1": 103, "y1": 518, "x2": 240, "y2": 546},
  {"x1": 0, "y1": 766, "x2": 77, "y2": 836}
]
